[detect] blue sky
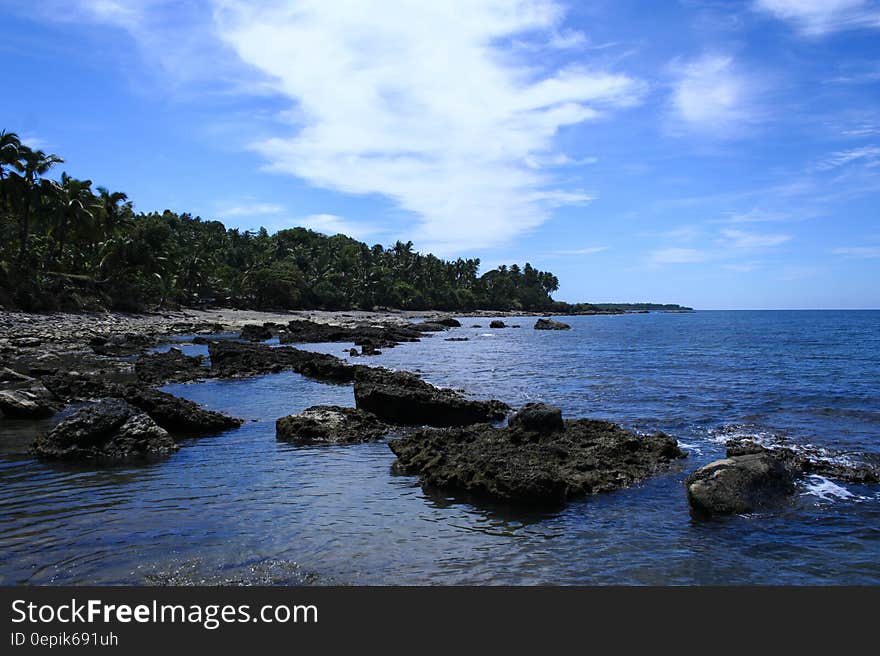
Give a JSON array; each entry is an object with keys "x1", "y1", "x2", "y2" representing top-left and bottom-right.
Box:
[{"x1": 2, "y1": 0, "x2": 879, "y2": 309}]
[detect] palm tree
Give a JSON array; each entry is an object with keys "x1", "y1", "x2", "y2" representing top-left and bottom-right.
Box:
[
  {"x1": 0, "y1": 130, "x2": 22, "y2": 181},
  {"x1": 14, "y1": 146, "x2": 64, "y2": 260}
]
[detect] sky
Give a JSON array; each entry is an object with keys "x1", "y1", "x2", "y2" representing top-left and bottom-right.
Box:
[{"x1": 1, "y1": 0, "x2": 879, "y2": 309}]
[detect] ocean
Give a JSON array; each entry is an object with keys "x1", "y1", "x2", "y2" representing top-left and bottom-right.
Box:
[{"x1": 1, "y1": 310, "x2": 878, "y2": 584}]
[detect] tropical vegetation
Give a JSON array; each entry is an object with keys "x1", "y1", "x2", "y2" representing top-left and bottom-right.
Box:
[{"x1": 0, "y1": 131, "x2": 591, "y2": 313}]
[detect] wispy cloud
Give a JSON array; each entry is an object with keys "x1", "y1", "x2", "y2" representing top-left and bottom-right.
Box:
[
  {"x1": 647, "y1": 247, "x2": 710, "y2": 266},
  {"x1": 551, "y1": 246, "x2": 608, "y2": 255},
  {"x1": 753, "y1": 0, "x2": 880, "y2": 36},
  {"x1": 720, "y1": 228, "x2": 792, "y2": 248},
  {"x1": 832, "y1": 246, "x2": 880, "y2": 258},
  {"x1": 813, "y1": 145, "x2": 880, "y2": 171},
  {"x1": 213, "y1": 1, "x2": 643, "y2": 254},
  {"x1": 667, "y1": 54, "x2": 760, "y2": 138},
  {"x1": 215, "y1": 201, "x2": 285, "y2": 218}
]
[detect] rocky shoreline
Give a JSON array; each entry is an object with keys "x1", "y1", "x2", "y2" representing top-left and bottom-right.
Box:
[{"x1": 2, "y1": 308, "x2": 877, "y2": 515}]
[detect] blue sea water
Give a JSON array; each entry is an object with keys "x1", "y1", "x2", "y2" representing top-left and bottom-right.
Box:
[{"x1": 1, "y1": 310, "x2": 878, "y2": 585}]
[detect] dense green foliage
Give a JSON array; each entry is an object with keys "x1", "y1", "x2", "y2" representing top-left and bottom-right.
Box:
[{"x1": 0, "y1": 131, "x2": 574, "y2": 312}]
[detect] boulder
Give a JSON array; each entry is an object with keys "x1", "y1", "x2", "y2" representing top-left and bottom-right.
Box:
[
  {"x1": 240, "y1": 323, "x2": 274, "y2": 341},
  {"x1": 135, "y1": 348, "x2": 206, "y2": 384},
  {"x1": 354, "y1": 368, "x2": 508, "y2": 427},
  {"x1": 31, "y1": 399, "x2": 177, "y2": 462},
  {"x1": 685, "y1": 452, "x2": 800, "y2": 516},
  {"x1": 276, "y1": 406, "x2": 390, "y2": 445},
  {"x1": 508, "y1": 403, "x2": 564, "y2": 433},
  {"x1": 434, "y1": 318, "x2": 462, "y2": 327},
  {"x1": 0, "y1": 385, "x2": 60, "y2": 418},
  {"x1": 390, "y1": 417, "x2": 684, "y2": 504},
  {"x1": 411, "y1": 322, "x2": 449, "y2": 332},
  {"x1": 489, "y1": 320, "x2": 507, "y2": 329},
  {"x1": 208, "y1": 340, "x2": 360, "y2": 384},
  {"x1": 534, "y1": 318, "x2": 571, "y2": 330},
  {"x1": 119, "y1": 385, "x2": 243, "y2": 436}
]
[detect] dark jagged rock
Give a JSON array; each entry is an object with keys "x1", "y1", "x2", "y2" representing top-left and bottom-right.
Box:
[
  {"x1": 489, "y1": 320, "x2": 506, "y2": 329},
  {"x1": 508, "y1": 403, "x2": 564, "y2": 433},
  {"x1": 31, "y1": 398, "x2": 177, "y2": 462},
  {"x1": 685, "y1": 452, "x2": 801, "y2": 516},
  {"x1": 278, "y1": 319, "x2": 422, "y2": 351},
  {"x1": 434, "y1": 318, "x2": 462, "y2": 327},
  {"x1": 445, "y1": 337, "x2": 469, "y2": 342},
  {"x1": 725, "y1": 438, "x2": 880, "y2": 485},
  {"x1": 0, "y1": 384, "x2": 61, "y2": 418},
  {"x1": 208, "y1": 340, "x2": 360, "y2": 384},
  {"x1": 90, "y1": 332, "x2": 156, "y2": 356},
  {"x1": 534, "y1": 318, "x2": 571, "y2": 330},
  {"x1": 411, "y1": 322, "x2": 449, "y2": 332},
  {"x1": 119, "y1": 385, "x2": 243, "y2": 436},
  {"x1": 136, "y1": 348, "x2": 206, "y2": 384},
  {"x1": 354, "y1": 368, "x2": 509, "y2": 427},
  {"x1": 240, "y1": 323, "x2": 275, "y2": 341},
  {"x1": 276, "y1": 405, "x2": 391, "y2": 445},
  {"x1": 390, "y1": 417, "x2": 685, "y2": 504},
  {"x1": 39, "y1": 372, "x2": 241, "y2": 437}
]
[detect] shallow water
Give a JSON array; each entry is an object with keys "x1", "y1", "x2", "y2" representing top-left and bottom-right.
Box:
[{"x1": 1, "y1": 310, "x2": 879, "y2": 585}]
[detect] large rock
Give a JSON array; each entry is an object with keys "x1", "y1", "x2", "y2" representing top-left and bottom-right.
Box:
[
  {"x1": 0, "y1": 385, "x2": 60, "y2": 418},
  {"x1": 276, "y1": 406, "x2": 390, "y2": 445},
  {"x1": 31, "y1": 399, "x2": 177, "y2": 462},
  {"x1": 434, "y1": 317, "x2": 462, "y2": 328},
  {"x1": 208, "y1": 340, "x2": 360, "y2": 384},
  {"x1": 119, "y1": 386, "x2": 243, "y2": 436},
  {"x1": 239, "y1": 323, "x2": 276, "y2": 341},
  {"x1": 39, "y1": 373, "x2": 241, "y2": 437},
  {"x1": 489, "y1": 320, "x2": 507, "y2": 329},
  {"x1": 354, "y1": 368, "x2": 508, "y2": 427},
  {"x1": 278, "y1": 319, "x2": 422, "y2": 351},
  {"x1": 136, "y1": 348, "x2": 206, "y2": 384},
  {"x1": 390, "y1": 417, "x2": 684, "y2": 504},
  {"x1": 685, "y1": 452, "x2": 800, "y2": 516},
  {"x1": 508, "y1": 403, "x2": 564, "y2": 433},
  {"x1": 534, "y1": 318, "x2": 571, "y2": 330},
  {"x1": 411, "y1": 322, "x2": 450, "y2": 333}
]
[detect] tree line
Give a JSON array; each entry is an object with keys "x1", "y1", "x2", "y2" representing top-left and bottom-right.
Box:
[{"x1": 0, "y1": 131, "x2": 597, "y2": 313}]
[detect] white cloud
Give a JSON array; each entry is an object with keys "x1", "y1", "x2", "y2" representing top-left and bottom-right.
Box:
[
  {"x1": 254, "y1": 213, "x2": 382, "y2": 241},
  {"x1": 753, "y1": 0, "x2": 880, "y2": 36},
  {"x1": 668, "y1": 54, "x2": 758, "y2": 137},
  {"x1": 813, "y1": 146, "x2": 880, "y2": 171},
  {"x1": 721, "y1": 228, "x2": 792, "y2": 248},
  {"x1": 832, "y1": 246, "x2": 880, "y2": 258},
  {"x1": 552, "y1": 246, "x2": 608, "y2": 255},
  {"x1": 216, "y1": 201, "x2": 285, "y2": 218},
  {"x1": 296, "y1": 214, "x2": 381, "y2": 241},
  {"x1": 648, "y1": 247, "x2": 710, "y2": 265},
  {"x1": 211, "y1": 0, "x2": 643, "y2": 254}
]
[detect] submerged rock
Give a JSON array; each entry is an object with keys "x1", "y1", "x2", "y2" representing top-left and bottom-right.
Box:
[
  {"x1": 276, "y1": 406, "x2": 390, "y2": 445},
  {"x1": 31, "y1": 398, "x2": 177, "y2": 462},
  {"x1": 685, "y1": 452, "x2": 800, "y2": 516},
  {"x1": 389, "y1": 414, "x2": 685, "y2": 504},
  {"x1": 135, "y1": 348, "x2": 206, "y2": 384},
  {"x1": 534, "y1": 318, "x2": 571, "y2": 330},
  {"x1": 354, "y1": 368, "x2": 508, "y2": 427},
  {"x1": 0, "y1": 385, "x2": 60, "y2": 418}
]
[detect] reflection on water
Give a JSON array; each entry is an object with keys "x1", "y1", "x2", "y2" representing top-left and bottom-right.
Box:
[{"x1": 1, "y1": 311, "x2": 879, "y2": 585}]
